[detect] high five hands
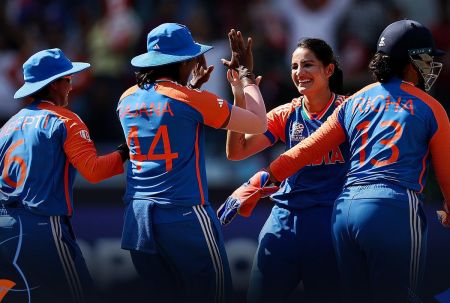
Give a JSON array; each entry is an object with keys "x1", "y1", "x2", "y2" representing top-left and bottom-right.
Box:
[{"x1": 221, "y1": 29, "x2": 256, "y2": 85}]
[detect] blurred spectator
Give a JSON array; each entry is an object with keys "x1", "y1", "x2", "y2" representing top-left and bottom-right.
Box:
[
  {"x1": 86, "y1": 0, "x2": 141, "y2": 142},
  {"x1": 431, "y1": 0, "x2": 450, "y2": 112},
  {"x1": 337, "y1": 0, "x2": 403, "y2": 93},
  {"x1": 273, "y1": 0, "x2": 352, "y2": 58}
]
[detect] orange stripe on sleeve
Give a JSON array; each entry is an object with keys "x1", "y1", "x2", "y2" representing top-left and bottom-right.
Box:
[
  {"x1": 194, "y1": 124, "x2": 205, "y2": 205},
  {"x1": 119, "y1": 85, "x2": 139, "y2": 103},
  {"x1": 269, "y1": 105, "x2": 346, "y2": 182},
  {"x1": 155, "y1": 81, "x2": 230, "y2": 129},
  {"x1": 38, "y1": 103, "x2": 124, "y2": 183},
  {"x1": 401, "y1": 84, "x2": 450, "y2": 206}
]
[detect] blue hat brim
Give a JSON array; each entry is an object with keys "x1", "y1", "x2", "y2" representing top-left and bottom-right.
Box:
[
  {"x1": 14, "y1": 62, "x2": 90, "y2": 99},
  {"x1": 131, "y1": 43, "x2": 213, "y2": 68}
]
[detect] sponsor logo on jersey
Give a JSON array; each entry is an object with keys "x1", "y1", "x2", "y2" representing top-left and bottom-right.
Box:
[
  {"x1": 290, "y1": 122, "x2": 306, "y2": 142},
  {"x1": 79, "y1": 130, "x2": 92, "y2": 142},
  {"x1": 217, "y1": 99, "x2": 224, "y2": 108},
  {"x1": 153, "y1": 44, "x2": 160, "y2": 50}
]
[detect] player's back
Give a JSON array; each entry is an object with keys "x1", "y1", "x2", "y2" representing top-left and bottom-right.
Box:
[
  {"x1": 0, "y1": 101, "x2": 77, "y2": 215},
  {"x1": 339, "y1": 78, "x2": 443, "y2": 194},
  {"x1": 117, "y1": 81, "x2": 231, "y2": 206}
]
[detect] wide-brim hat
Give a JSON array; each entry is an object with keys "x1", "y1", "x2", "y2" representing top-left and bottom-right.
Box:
[
  {"x1": 131, "y1": 23, "x2": 213, "y2": 68},
  {"x1": 14, "y1": 48, "x2": 90, "y2": 99},
  {"x1": 376, "y1": 19, "x2": 445, "y2": 60}
]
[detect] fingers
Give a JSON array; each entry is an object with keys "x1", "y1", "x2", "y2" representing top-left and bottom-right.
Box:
[
  {"x1": 246, "y1": 37, "x2": 253, "y2": 51},
  {"x1": 227, "y1": 69, "x2": 241, "y2": 87},
  {"x1": 197, "y1": 54, "x2": 207, "y2": 69},
  {"x1": 255, "y1": 75, "x2": 262, "y2": 86},
  {"x1": 437, "y1": 210, "x2": 450, "y2": 227},
  {"x1": 226, "y1": 69, "x2": 233, "y2": 82},
  {"x1": 204, "y1": 65, "x2": 214, "y2": 77}
]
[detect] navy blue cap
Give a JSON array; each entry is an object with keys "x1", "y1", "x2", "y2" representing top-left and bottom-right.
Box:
[{"x1": 376, "y1": 19, "x2": 445, "y2": 59}]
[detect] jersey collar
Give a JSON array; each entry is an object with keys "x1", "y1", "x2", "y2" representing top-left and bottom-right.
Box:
[{"x1": 301, "y1": 93, "x2": 336, "y2": 121}]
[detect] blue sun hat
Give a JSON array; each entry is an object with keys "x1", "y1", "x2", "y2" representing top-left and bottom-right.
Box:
[
  {"x1": 14, "y1": 48, "x2": 90, "y2": 99},
  {"x1": 131, "y1": 23, "x2": 213, "y2": 68}
]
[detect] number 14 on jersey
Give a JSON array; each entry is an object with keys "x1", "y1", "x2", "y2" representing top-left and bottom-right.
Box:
[{"x1": 127, "y1": 125, "x2": 178, "y2": 172}]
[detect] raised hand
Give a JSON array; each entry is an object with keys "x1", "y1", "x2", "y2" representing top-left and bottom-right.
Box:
[
  {"x1": 189, "y1": 55, "x2": 214, "y2": 89},
  {"x1": 221, "y1": 29, "x2": 254, "y2": 72}
]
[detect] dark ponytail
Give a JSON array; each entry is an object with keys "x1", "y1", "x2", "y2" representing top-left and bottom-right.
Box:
[
  {"x1": 368, "y1": 52, "x2": 408, "y2": 83},
  {"x1": 135, "y1": 62, "x2": 183, "y2": 89},
  {"x1": 296, "y1": 38, "x2": 344, "y2": 95}
]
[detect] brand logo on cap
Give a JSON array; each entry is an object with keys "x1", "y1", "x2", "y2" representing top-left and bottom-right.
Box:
[
  {"x1": 217, "y1": 98, "x2": 224, "y2": 108},
  {"x1": 153, "y1": 44, "x2": 160, "y2": 50},
  {"x1": 378, "y1": 37, "x2": 386, "y2": 47}
]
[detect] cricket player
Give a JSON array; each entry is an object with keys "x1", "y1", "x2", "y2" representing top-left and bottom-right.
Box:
[
  {"x1": 117, "y1": 23, "x2": 268, "y2": 303},
  {"x1": 219, "y1": 19, "x2": 450, "y2": 302},
  {"x1": 221, "y1": 38, "x2": 348, "y2": 303},
  {"x1": 0, "y1": 48, "x2": 128, "y2": 303}
]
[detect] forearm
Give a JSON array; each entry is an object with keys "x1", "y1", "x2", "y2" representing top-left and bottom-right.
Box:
[
  {"x1": 269, "y1": 112, "x2": 346, "y2": 182},
  {"x1": 227, "y1": 84, "x2": 247, "y2": 159},
  {"x1": 226, "y1": 130, "x2": 247, "y2": 160},
  {"x1": 243, "y1": 84, "x2": 266, "y2": 122},
  {"x1": 226, "y1": 83, "x2": 268, "y2": 134},
  {"x1": 65, "y1": 139, "x2": 124, "y2": 183},
  {"x1": 74, "y1": 151, "x2": 124, "y2": 183},
  {"x1": 430, "y1": 132, "x2": 450, "y2": 210}
]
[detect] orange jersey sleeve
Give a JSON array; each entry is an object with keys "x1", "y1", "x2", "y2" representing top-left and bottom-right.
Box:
[
  {"x1": 401, "y1": 84, "x2": 450, "y2": 207},
  {"x1": 38, "y1": 103, "x2": 124, "y2": 183},
  {"x1": 155, "y1": 81, "x2": 231, "y2": 129},
  {"x1": 269, "y1": 105, "x2": 346, "y2": 181},
  {"x1": 266, "y1": 101, "x2": 297, "y2": 143}
]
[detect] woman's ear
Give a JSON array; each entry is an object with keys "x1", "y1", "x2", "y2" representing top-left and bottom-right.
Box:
[{"x1": 326, "y1": 63, "x2": 335, "y2": 78}]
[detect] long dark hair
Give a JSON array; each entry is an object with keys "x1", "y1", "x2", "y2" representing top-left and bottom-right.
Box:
[
  {"x1": 135, "y1": 62, "x2": 182, "y2": 89},
  {"x1": 368, "y1": 52, "x2": 409, "y2": 83},
  {"x1": 296, "y1": 38, "x2": 344, "y2": 95}
]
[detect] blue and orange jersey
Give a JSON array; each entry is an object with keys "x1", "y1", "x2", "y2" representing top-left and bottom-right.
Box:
[
  {"x1": 117, "y1": 80, "x2": 231, "y2": 206},
  {"x1": 264, "y1": 93, "x2": 349, "y2": 209},
  {"x1": 337, "y1": 78, "x2": 449, "y2": 194},
  {"x1": 0, "y1": 100, "x2": 124, "y2": 216},
  {"x1": 270, "y1": 78, "x2": 450, "y2": 204}
]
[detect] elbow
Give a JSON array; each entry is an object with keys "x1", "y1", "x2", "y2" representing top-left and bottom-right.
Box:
[
  {"x1": 253, "y1": 119, "x2": 268, "y2": 134},
  {"x1": 226, "y1": 148, "x2": 250, "y2": 161},
  {"x1": 226, "y1": 150, "x2": 245, "y2": 161}
]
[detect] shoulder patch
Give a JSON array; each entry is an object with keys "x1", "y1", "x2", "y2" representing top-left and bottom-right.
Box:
[{"x1": 79, "y1": 129, "x2": 92, "y2": 142}]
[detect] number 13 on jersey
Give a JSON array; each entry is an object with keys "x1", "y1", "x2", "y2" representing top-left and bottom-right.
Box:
[
  {"x1": 356, "y1": 120, "x2": 403, "y2": 167},
  {"x1": 127, "y1": 125, "x2": 178, "y2": 172}
]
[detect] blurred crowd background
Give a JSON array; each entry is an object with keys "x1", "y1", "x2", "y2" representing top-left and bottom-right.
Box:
[
  {"x1": 1, "y1": 1, "x2": 449, "y2": 301},
  {"x1": 0, "y1": 0, "x2": 449, "y2": 194},
  {"x1": 1, "y1": 0, "x2": 449, "y2": 198}
]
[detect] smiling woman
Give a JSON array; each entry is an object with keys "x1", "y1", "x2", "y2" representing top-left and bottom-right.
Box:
[{"x1": 221, "y1": 38, "x2": 348, "y2": 303}]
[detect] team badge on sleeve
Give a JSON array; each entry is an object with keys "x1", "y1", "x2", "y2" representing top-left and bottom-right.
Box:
[{"x1": 79, "y1": 130, "x2": 91, "y2": 142}]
